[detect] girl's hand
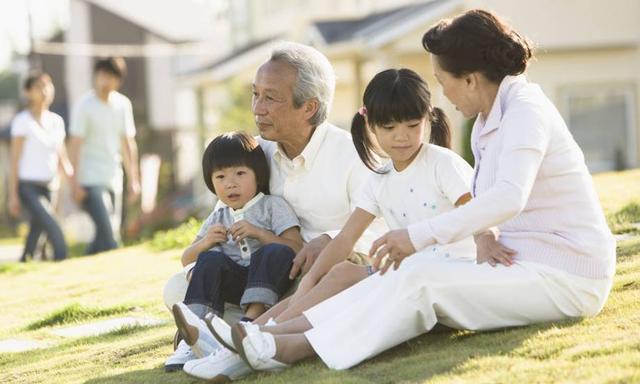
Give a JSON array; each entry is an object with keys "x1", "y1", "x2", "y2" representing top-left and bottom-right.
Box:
[
  {"x1": 474, "y1": 230, "x2": 516, "y2": 267},
  {"x1": 230, "y1": 220, "x2": 261, "y2": 243},
  {"x1": 202, "y1": 224, "x2": 228, "y2": 248},
  {"x1": 8, "y1": 195, "x2": 21, "y2": 218},
  {"x1": 370, "y1": 229, "x2": 416, "y2": 275}
]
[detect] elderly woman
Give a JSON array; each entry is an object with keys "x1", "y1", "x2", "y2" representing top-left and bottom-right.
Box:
[{"x1": 226, "y1": 9, "x2": 615, "y2": 374}]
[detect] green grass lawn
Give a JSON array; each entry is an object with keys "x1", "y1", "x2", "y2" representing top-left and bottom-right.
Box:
[{"x1": 1, "y1": 169, "x2": 639, "y2": 384}]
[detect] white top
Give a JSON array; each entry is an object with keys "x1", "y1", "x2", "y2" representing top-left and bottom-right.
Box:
[
  {"x1": 356, "y1": 144, "x2": 475, "y2": 259},
  {"x1": 11, "y1": 109, "x2": 66, "y2": 184},
  {"x1": 258, "y1": 122, "x2": 387, "y2": 254},
  {"x1": 69, "y1": 91, "x2": 136, "y2": 189},
  {"x1": 407, "y1": 75, "x2": 616, "y2": 279}
]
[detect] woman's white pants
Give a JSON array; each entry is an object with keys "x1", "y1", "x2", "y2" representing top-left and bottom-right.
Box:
[{"x1": 303, "y1": 253, "x2": 612, "y2": 370}]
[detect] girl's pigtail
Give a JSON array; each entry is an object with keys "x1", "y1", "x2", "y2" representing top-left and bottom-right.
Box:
[{"x1": 429, "y1": 107, "x2": 452, "y2": 149}]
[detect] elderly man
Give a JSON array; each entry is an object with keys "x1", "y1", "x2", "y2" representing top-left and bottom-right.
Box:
[{"x1": 164, "y1": 42, "x2": 384, "y2": 377}]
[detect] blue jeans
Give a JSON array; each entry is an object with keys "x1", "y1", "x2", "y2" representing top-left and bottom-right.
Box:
[
  {"x1": 81, "y1": 185, "x2": 118, "y2": 255},
  {"x1": 18, "y1": 182, "x2": 67, "y2": 261},
  {"x1": 184, "y1": 243, "x2": 296, "y2": 316}
]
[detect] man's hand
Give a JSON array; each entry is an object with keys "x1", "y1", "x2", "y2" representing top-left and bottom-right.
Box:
[
  {"x1": 127, "y1": 180, "x2": 141, "y2": 204},
  {"x1": 289, "y1": 234, "x2": 331, "y2": 279}
]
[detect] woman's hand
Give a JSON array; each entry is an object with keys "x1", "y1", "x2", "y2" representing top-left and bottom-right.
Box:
[
  {"x1": 474, "y1": 230, "x2": 516, "y2": 267},
  {"x1": 8, "y1": 194, "x2": 21, "y2": 218},
  {"x1": 370, "y1": 229, "x2": 416, "y2": 275}
]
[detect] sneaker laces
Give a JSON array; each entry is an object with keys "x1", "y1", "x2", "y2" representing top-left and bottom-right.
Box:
[
  {"x1": 248, "y1": 331, "x2": 276, "y2": 363},
  {"x1": 175, "y1": 340, "x2": 192, "y2": 355},
  {"x1": 209, "y1": 347, "x2": 232, "y2": 360}
]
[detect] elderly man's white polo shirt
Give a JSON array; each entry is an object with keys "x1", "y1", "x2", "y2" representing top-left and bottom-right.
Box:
[{"x1": 258, "y1": 122, "x2": 385, "y2": 253}]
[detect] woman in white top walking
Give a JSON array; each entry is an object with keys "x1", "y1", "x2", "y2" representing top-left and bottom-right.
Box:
[
  {"x1": 227, "y1": 9, "x2": 616, "y2": 372},
  {"x1": 8, "y1": 72, "x2": 73, "y2": 261}
]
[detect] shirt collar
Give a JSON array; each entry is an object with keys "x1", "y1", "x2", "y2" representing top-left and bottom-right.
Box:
[
  {"x1": 273, "y1": 122, "x2": 328, "y2": 170},
  {"x1": 477, "y1": 74, "x2": 528, "y2": 137},
  {"x1": 217, "y1": 192, "x2": 265, "y2": 216}
]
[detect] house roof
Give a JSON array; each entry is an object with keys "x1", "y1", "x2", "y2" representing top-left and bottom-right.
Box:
[
  {"x1": 179, "y1": 0, "x2": 462, "y2": 80},
  {"x1": 179, "y1": 37, "x2": 280, "y2": 83},
  {"x1": 311, "y1": 0, "x2": 461, "y2": 48},
  {"x1": 84, "y1": 0, "x2": 213, "y2": 43}
]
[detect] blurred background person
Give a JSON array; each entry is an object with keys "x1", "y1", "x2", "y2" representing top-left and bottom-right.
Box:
[
  {"x1": 8, "y1": 71, "x2": 73, "y2": 262},
  {"x1": 67, "y1": 57, "x2": 141, "y2": 255}
]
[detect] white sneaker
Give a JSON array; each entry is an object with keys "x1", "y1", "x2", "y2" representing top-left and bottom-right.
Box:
[
  {"x1": 265, "y1": 317, "x2": 278, "y2": 326},
  {"x1": 164, "y1": 340, "x2": 196, "y2": 372},
  {"x1": 232, "y1": 323, "x2": 289, "y2": 372},
  {"x1": 172, "y1": 302, "x2": 221, "y2": 358},
  {"x1": 183, "y1": 348, "x2": 252, "y2": 382},
  {"x1": 206, "y1": 313, "x2": 236, "y2": 353}
]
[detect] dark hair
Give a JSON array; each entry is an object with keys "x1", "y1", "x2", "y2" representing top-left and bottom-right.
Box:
[
  {"x1": 23, "y1": 71, "x2": 51, "y2": 90},
  {"x1": 422, "y1": 9, "x2": 533, "y2": 83},
  {"x1": 351, "y1": 68, "x2": 451, "y2": 173},
  {"x1": 202, "y1": 131, "x2": 270, "y2": 196},
  {"x1": 94, "y1": 57, "x2": 127, "y2": 79}
]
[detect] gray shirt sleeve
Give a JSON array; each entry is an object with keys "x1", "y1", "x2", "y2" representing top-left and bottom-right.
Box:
[{"x1": 267, "y1": 196, "x2": 300, "y2": 236}]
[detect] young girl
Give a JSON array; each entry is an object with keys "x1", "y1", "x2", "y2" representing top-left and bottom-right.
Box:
[
  {"x1": 271, "y1": 67, "x2": 476, "y2": 320},
  {"x1": 189, "y1": 69, "x2": 478, "y2": 382},
  {"x1": 8, "y1": 71, "x2": 73, "y2": 262},
  {"x1": 165, "y1": 131, "x2": 303, "y2": 371}
]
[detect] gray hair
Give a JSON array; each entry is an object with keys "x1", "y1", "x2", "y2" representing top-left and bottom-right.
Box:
[{"x1": 270, "y1": 42, "x2": 336, "y2": 127}]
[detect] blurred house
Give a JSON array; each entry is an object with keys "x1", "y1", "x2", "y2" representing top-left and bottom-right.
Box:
[
  {"x1": 30, "y1": 0, "x2": 231, "y2": 195},
  {"x1": 179, "y1": 0, "x2": 640, "y2": 190}
]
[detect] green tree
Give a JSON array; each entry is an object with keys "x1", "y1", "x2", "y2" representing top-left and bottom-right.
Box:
[{"x1": 215, "y1": 78, "x2": 256, "y2": 135}]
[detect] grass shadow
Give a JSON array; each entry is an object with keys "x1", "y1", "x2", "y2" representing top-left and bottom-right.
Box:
[
  {"x1": 25, "y1": 303, "x2": 137, "y2": 330},
  {"x1": 82, "y1": 319, "x2": 582, "y2": 384}
]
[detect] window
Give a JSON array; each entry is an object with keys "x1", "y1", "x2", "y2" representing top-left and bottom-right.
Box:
[{"x1": 562, "y1": 84, "x2": 637, "y2": 173}]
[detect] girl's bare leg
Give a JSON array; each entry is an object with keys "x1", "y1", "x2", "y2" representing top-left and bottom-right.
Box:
[
  {"x1": 275, "y1": 262, "x2": 368, "y2": 323},
  {"x1": 253, "y1": 296, "x2": 291, "y2": 325},
  {"x1": 261, "y1": 315, "x2": 313, "y2": 335},
  {"x1": 274, "y1": 333, "x2": 316, "y2": 364}
]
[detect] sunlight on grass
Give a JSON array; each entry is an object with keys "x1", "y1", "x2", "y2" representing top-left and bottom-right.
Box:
[
  {"x1": 0, "y1": 170, "x2": 638, "y2": 383},
  {"x1": 607, "y1": 201, "x2": 640, "y2": 234},
  {"x1": 26, "y1": 303, "x2": 135, "y2": 331}
]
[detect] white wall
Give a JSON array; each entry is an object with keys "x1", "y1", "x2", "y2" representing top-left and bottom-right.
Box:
[
  {"x1": 64, "y1": 0, "x2": 93, "y2": 116},
  {"x1": 145, "y1": 34, "x2": 176, "y2": 130}
]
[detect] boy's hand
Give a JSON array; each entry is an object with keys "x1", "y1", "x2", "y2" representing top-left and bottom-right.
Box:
[
  {"x1": 230, "y1": 220, "x2": 262, "y2": 243},
  {"x1": 202, "y1": 224, "x2": 228, "y2": 248}
]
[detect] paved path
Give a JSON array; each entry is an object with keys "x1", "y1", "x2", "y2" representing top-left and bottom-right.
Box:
[{"x1": 0, "y1": 243, "x2": 21, "y2": 263}]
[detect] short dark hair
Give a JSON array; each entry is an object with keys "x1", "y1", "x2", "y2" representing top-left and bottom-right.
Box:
[
  {"x1": 202, "y1": 132, "x2": 270, "y2": 195},
  {"x1": 23, "y1": 71, "x2": 51, "y2": 90},
  {"x1": 422, "y1": 9, "x2": 533, "y2": 83},
  {"x1": 93, "y1": 57, "x2": 127, "y2": 79}
]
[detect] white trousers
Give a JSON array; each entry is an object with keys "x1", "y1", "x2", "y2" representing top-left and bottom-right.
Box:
[{"x1": 303, "y1": 253, "x2": 612, "y2": 370}]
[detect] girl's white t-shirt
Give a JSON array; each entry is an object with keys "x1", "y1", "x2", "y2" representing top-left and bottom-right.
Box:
[
  {"x1": 355, "y1": 144, "x2": 476, "y2": 259},
  {"x1": 11, "y1": 110, "x2": 66, "y2": 183}
]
